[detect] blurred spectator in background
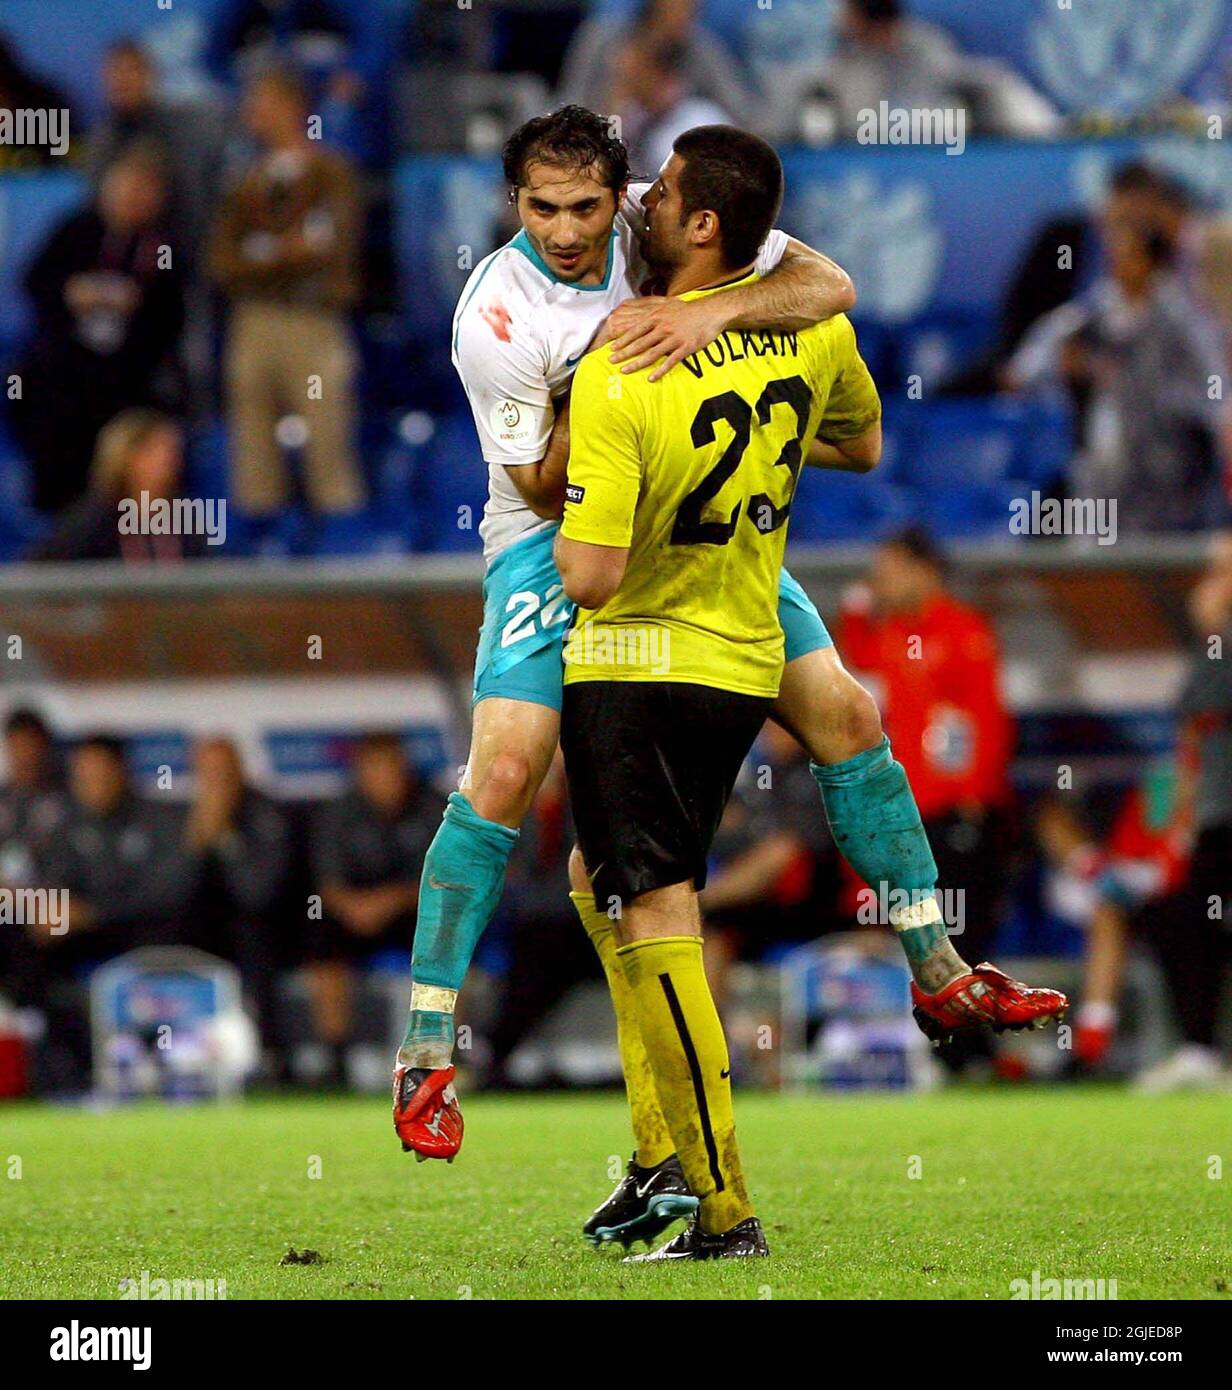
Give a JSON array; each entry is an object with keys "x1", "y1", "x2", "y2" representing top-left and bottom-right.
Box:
[
  {"x1": 0, "y1": 710, "x2": 67, "y2": 1016},
  {"x1": 8, "y1": 148, "x2": 186, "y2": 514},
  {"x1": 34, "y1": 737, "x2": 195, "y2": 953},
  {"x1": 208, "y1": 0, "x2": 375, "y2": 163},
  {"x1": 1194, "y1": 209, "x2": 1232, "y2": 487},
  {"x1": 209, "y1": 68, "x2": 365, "y2": 519},
  {"x1": 839, "y1": 528, "x2": 1013, "y2": 970},
  {"x1": 700, "y1": 722, "x2": 843, "y2": 1011},
  {"x1": 483, "y1": 752, "x2": 595, "y2": 1088},
  {"x1": 0, "y1": 710, "x2": 67, "y2": 876},
  {"x1": 308, "y1": 734, "x2": 439, "y2": 1082},
  {"x1": 609, "y1": 35, "x2": 733, "y2": 177},
  {"x1": 1006, "y1": 213, "x2": 1228, "y2": 534},
  {"x1": 29, "y1": 409, "x2": 215, "y2": 562},
  {"x1": 88, "y1": 39, "x2": 226, "y2": 272},
  {"x1": 1135, "y1": 538, "x2": 1232, "y2": 1091},
  {"x1": 22, "y1": 736, "x2": 195, "y2": 1083},
  {"x1": 795, "y1": 0, "x2": 1058, "y2": 144},
  {"x1": 944, "y1": 162, "x2": 1192, "y2": 399},
  {"x1": 184, "y1": 736, "x2": 292, "y2": 1063},
  {"x1": 1034, "y1": 760, "x2": 1192, "y2": 1072},
  {"x1": 559, "y1": 0, "x2": 755, "y2": 137},
  {"x1": 0, "y1": 35, "x2": 73, "y2": 171}
]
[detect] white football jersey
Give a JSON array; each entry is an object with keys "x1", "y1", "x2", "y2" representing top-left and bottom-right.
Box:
[{"x1": 451, "y1": 183, "x2": 790, "y2": 562}]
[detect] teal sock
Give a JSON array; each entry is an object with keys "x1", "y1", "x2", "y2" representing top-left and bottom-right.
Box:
[
  {"x1": 400, "y1": 791, "x2": 518, "y2": 1067},
  {"x1": 811, "y1": 737, "x2": 959, "y2": 986}
]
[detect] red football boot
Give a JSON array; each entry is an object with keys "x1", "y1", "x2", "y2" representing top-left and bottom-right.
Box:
[
  {"x1": 393, "y1": 1064, "x2": 463, "y2": 1162},
  {"x1": 911, "y1": 962, "x2": 1068, "y2": 1045}
]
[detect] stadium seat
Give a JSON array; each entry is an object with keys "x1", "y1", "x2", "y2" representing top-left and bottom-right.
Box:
[
  {"x1": 0, "y1": 419, "x2": 48, "y2": 559},
  {"x1": 895, "y1": 312, "x2": 995, "y2": 390},
  {"x1": 185, "y1": 420, "x2": 230, "y2": 503},
  {"x1": 874, "y1": 405, "x2": 920, "y2": 485},
  {"x1": 405, "y1": 412, "x2": 488, "y2": 552},
  {"x1": 917, "y1": 478, "x2": 1023, "y2": 539},
  {"x1": 905, "y1": 398, "x2": 1030, "y2": 489},
  {"x1": 225, "y1": 507, "x2": 311, "y2": 559},
  {"x1": 1015, "y1": 397, "x2": 1075, "y2": 492},
  {"x1": 311, "y1": 510, "x2": 403, "y2": 558},
  {"x1": 790, "y1": 475, "x2": 914, "y2": 543},
  {"x1": 396, "y1": 69, "x2": 549, "y2": 154}
]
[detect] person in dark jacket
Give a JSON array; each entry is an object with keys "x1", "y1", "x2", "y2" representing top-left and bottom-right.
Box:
[
  {"x1": 8, "y1": 149, "x2": 186, "y2": 513},
  {"x1": 184, "y1": 736, "x2": 293, "y2": 1057},
  {"x1": 22, "y1": 736, "x2": 195, "y2": 1086},
  {"x1": 0, "y1": 708, "x2": 69, "y2": 1015},
  {"x1": 308, "y1": 734, "x2": 441, "y2": 1078}
]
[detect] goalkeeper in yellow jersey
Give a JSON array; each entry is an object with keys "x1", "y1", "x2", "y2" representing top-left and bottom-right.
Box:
[
  {"x1": 555, "y1": 126, "x2": 1067, "y2": 1260},
  {"x1": 555, "y1": 126, "x2": 878, "y2": 1259}
]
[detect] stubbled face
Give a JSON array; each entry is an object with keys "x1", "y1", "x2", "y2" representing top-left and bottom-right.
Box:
[
  {"x1": 641, "y1": 152, "x2": 693, "y2": 274},
  {"x1": 515, "y1": 161, "x2": 620, "y2": 285}
]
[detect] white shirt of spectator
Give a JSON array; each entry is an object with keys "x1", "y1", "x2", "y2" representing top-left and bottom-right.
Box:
[{"x1": 451, "y1": 183, "x2": 789, "y2": 563}]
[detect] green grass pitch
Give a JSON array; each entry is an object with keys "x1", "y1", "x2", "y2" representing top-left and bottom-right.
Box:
[{"x1": 2, "y1": 1086, "x2": 1228, "y2": 1300}]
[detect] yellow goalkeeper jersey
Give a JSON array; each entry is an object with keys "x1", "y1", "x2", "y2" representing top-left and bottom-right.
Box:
[{"x1": 560, "y1": 271, "x2": 881, "y2": 698}]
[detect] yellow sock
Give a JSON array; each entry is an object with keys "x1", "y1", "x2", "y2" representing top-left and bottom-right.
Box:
[
  {"x1": 617, "y1": 935, "x2": 753, "y2": 1234},
  {"x1": 571, "y1": 892, "x2": 674, "y2": 1169}
]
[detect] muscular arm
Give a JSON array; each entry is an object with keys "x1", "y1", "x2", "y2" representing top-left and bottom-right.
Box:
[
  {"x1": 554, "y1": 532, "x2": 628, "y2": 610},
  {"x1": 607, "y1": 239, "x2": 856, "y2": 380},
  {"x1": 721, "y1": 240, "x2": 856, "y2": 333},
  {"x1": 504, "y1": 395, "x2": 571, "y2": 519},
  {"x1": 804, "y1": 420, "x2": 883, "y2": 473}
]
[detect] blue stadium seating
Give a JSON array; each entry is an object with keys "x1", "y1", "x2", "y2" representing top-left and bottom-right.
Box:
[
  {"x1": 0, "y1": 0, "x2": 408, "y2": 121},
  {"x1": 0, "y1": 172, "x2": 86, "y2": 354},
  {"x1": 0, "y1": 416, "x2": 47, "y2": 560},
  {"x1": 898, "y1": 396, "x2": 1073, "y2": 498},
  {"x1": 790, "y1": 473, "x2": 915, "y2": 544},
  {"x1": 404, "y1": 412, "x2": 487, "y2": 554},
  {"x1": 907, "y1": 399, "x2": 1029, "y2": 489},
  {"x1": 918, "y1": 479, "x2": 1023, "y2": 540},
  {"x1": 185, "y1": 421, "x2": 229, "y2": 504}
]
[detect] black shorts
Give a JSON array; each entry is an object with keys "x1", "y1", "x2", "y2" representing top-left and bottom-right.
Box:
[{"x1": 560, "y1": 680, "x2": 772, "y2": 911}]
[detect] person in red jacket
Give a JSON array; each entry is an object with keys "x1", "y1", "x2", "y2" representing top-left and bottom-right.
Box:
[{"x1": 838, "y1": 527, "x2": 1014, "y2": 971}]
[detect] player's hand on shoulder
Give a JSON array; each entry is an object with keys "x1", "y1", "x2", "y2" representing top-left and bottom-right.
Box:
[{"x1": 607, "y1": 294, "x2": 728, "y2": 382}]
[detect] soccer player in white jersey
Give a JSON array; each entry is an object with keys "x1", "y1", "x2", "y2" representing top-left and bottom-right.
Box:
[{"x1": 393, "y1": 108, "x2": 1065, "y2": 1186}]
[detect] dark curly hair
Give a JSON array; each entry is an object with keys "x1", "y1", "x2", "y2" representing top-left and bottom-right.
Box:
[{"x1": 501, "y1": 104, "x2": 630, "y2": 196}]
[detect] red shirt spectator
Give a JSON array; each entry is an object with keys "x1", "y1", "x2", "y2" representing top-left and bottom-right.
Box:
[{"x1": 837, "y1": 531, "x2": 1013, "y2": 821}]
